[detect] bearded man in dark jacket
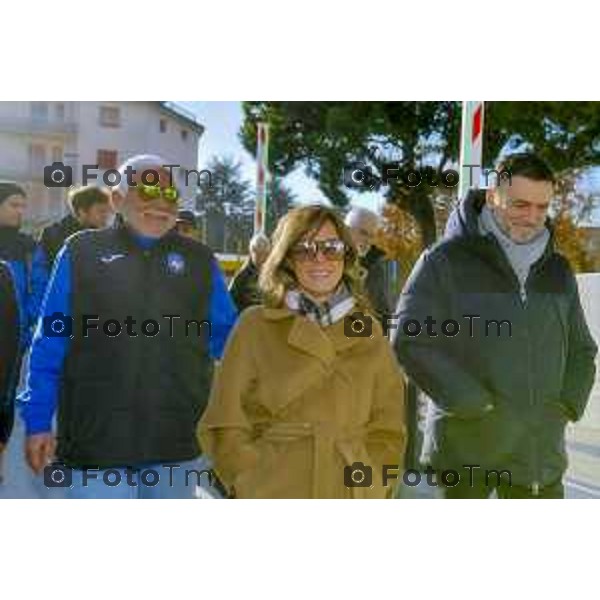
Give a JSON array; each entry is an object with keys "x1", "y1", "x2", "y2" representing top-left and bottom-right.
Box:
[{"x1": 393, "y1": 153, "x2": 597, "y2": 499}]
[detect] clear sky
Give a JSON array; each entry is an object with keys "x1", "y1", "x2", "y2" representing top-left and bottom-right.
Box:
[{"x1": 177, "y1": 100, "x2": 383, "y2": 212}]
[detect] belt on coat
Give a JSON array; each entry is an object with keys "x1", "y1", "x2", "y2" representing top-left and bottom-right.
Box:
[{"x1": 258, "y1": 421, "x2": 372, "y2": 499}]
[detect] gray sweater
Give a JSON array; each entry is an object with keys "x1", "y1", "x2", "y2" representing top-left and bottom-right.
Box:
[{"x1": 478, "y1": 204, "x2": 550, "y2": 302}]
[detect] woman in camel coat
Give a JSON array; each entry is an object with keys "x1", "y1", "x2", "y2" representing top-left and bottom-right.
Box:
[{"x1": 199, "y1": 205, "x2": 406, "y2": 498}]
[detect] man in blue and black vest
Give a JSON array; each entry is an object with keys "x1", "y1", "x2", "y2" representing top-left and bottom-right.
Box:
[{"x1": 20, "y1": 155, "x2": 238, "y2": 499}]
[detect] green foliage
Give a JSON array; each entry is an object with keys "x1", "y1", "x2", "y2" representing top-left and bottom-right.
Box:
[
  {"x1": 194, "y1": 155, "x2": 296, "y2": 251},
  {"x1": 266, "y1": 177, "x2": 296, "y2": 236},
  {"x1": 241, "y1": 101, "x2": 600, "y2": 245},
  {"x1": 195, "y1": 156, "x2": 254, "y2": 253}
]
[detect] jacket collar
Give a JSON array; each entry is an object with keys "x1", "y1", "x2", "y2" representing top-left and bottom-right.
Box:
[
  {"x1": 443, "y1": 189, "x2": 557, "y2": 278},
  {"x1": 114, "y1": 221, "x2": 181, "y2": 254},
  {"x1": 0, "y1": 225, "x2": 19, "y2": 240},
  {"x1": 262, "y1": 305, "x2": 364, "y2": 361},
  {"x1": 61, "y1": 213, "x2": 83, "y2": 232},
  {"x1": 259, "y1": 306, "x2": 372, "y2": 417},
  {"x1": 0, "y1": 226, "x2": 33, "y2": 252},
  {"x1": 445, "y1": 189, "x2": 555, "y2": 241},
  {"x1": 361, "y1": 244, "x2": 385, "y2": 267}
]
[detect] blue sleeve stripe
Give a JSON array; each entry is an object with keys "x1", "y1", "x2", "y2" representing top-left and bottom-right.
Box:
[
  {"x1": 19, "y1": 246, "x2": 71, "y2": 436},
  {"x1": 207, "y1": 258, "x2": 238, "y2": 360}
]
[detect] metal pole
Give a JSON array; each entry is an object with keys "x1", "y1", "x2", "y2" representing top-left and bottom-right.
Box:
[
  {"x1": 254, "y1": 122, "x2": 269, "y2": 235},
  {"x1": 458, "y1": 101, "x2": 485, "y2": 201}
]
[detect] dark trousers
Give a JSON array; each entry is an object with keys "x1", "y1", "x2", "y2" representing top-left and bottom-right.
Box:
[{"x1": 442, "y1": 473, "x2": 564, "y2": 499}]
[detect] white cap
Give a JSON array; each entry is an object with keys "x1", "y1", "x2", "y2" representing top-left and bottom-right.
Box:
[
  {"x1": 344, "y1": 206, "x2": 379, "y2": 234},
  {"x1": 249, "y1": 232, "x2": 271, "y2": 253},
  {"x1": 114, "y1": 154, "x2": 176, "y2": 197}
]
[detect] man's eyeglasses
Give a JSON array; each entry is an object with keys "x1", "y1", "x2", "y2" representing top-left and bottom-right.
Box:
[
  {"x1": 289, "y1": 239, "x2": 346, "y2": 262},
  {"x1": 136, "y1": 183, "x2": 180, "y2": 204}
]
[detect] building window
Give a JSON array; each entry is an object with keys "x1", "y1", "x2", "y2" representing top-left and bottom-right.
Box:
[
  {"x1": 181, "y1": 129, "x2": 188, "y2": 141},
  {"x1": 31, "y1": 102, "x2": 49, "y2": 122},
  {"x1": 55, "y1": 103, "x2": 65, "y2": 122},
  {"x1": 48, "y1": 187, "x2": 64, "y2": 219},
  {"x1": 29, "y1": 184, "x2": 48, "y2": 223},
  {"x1": 52, "y1": 146, "x2": 63, "y2": 163},
  {"x1": 29, "y1": 144, "x2": 46, "y2": 176},
  {"x1": 159, "y1": 118, "x2": 167, "y2": 133},
  {"x1": 97, "y1": 149, "x2": 118, "y2": 170},
  {"x1": 99, "y1": 105, "x2": 121, "y2": 128}
]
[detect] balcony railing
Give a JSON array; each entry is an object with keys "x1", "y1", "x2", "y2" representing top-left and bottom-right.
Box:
[
  {"x1": 0, "y1": 165, "x2": 37, "y2": 183},
  {"x1": 0, "y1": 115, "x2": 78, "y2": 136}
]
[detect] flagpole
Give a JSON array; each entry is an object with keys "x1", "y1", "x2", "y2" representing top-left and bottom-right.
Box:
[
  {"x1": 458, "y1": 101, "x2": 485, "y2": 201},
  {"x1": 254, "y1": 122, "x2": 270, "y2": 235}
]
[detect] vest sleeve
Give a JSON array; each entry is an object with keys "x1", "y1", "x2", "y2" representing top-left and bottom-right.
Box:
[
  {"x1": 19, "y1": 246, "x2": 72, "y2": 436},
  {"x1": 207, "y1": 258, "x2": 238, "y2": 360}
]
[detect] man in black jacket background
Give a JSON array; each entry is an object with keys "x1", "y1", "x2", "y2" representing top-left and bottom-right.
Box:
[
  {"x1": 0, "y1": 182, "x2": 48, "y2": 344},
  {"x1": 394, "y1": 153, "x2": 598, "y2": 499},
  {"x1": 0, "y1": 261, "x2": 19, "y2": 461},
  {"x1": 38, "y1": 185, "x2": 112, "y2": 270},
  {"x1": 344, "y1": 207, "x2": 390, "y2": 321},
  {"x1": 229, "y1": 233, "x2": 271, "y2": 312}
]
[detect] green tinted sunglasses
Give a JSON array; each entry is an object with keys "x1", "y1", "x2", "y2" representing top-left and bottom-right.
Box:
[{"x1": 136, "y1": 183, "x2": 180, "y2": 204}]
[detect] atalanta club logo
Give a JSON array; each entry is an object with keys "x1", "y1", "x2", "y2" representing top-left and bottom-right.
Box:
[{"x1": 166, "y1": 252, "x2": 185, "y2": 275}]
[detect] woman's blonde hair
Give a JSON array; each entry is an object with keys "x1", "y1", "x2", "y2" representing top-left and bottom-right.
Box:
[{"x1": 259, "y1": 204, "x2": 371, "y2": 310}]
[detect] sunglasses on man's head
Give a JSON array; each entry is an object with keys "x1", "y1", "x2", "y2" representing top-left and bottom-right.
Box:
[
  {"x1": 289, "y1": 239, "x2": 346, "y2": 262},
  {"x1": 136, "y1": 183, "x2": 180, "y2": 204}
]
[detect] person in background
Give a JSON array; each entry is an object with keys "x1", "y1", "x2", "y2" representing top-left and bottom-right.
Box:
[
  {"x1": 0, "y1": 261, "x2": 20, "y2": 479},
  {"x1": 199, "y1": 205, "x2": 406, "y2": 498},
  {"x1": 176, "y1": 209, "x2": 201, "y2": 241},
  {"x1": 21, "y1": 154, "x2": 237, "y2": 499},
  {"x1": 228, "y1": 233, "x2": 271, "y2": 312},
  {"x1": 39, "y1": 185, "x2": 112, "y2": 269},
  {"x1": 344, "y1": 207, "x2": 390, "y2": 322},
  {"x1": 0, "y1": 182, "x2": 48, "y2": 344}
]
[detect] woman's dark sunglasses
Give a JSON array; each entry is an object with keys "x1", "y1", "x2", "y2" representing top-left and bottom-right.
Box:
[{"x1": 289, "y1": 239, "x2": 346, "y2": 262}]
